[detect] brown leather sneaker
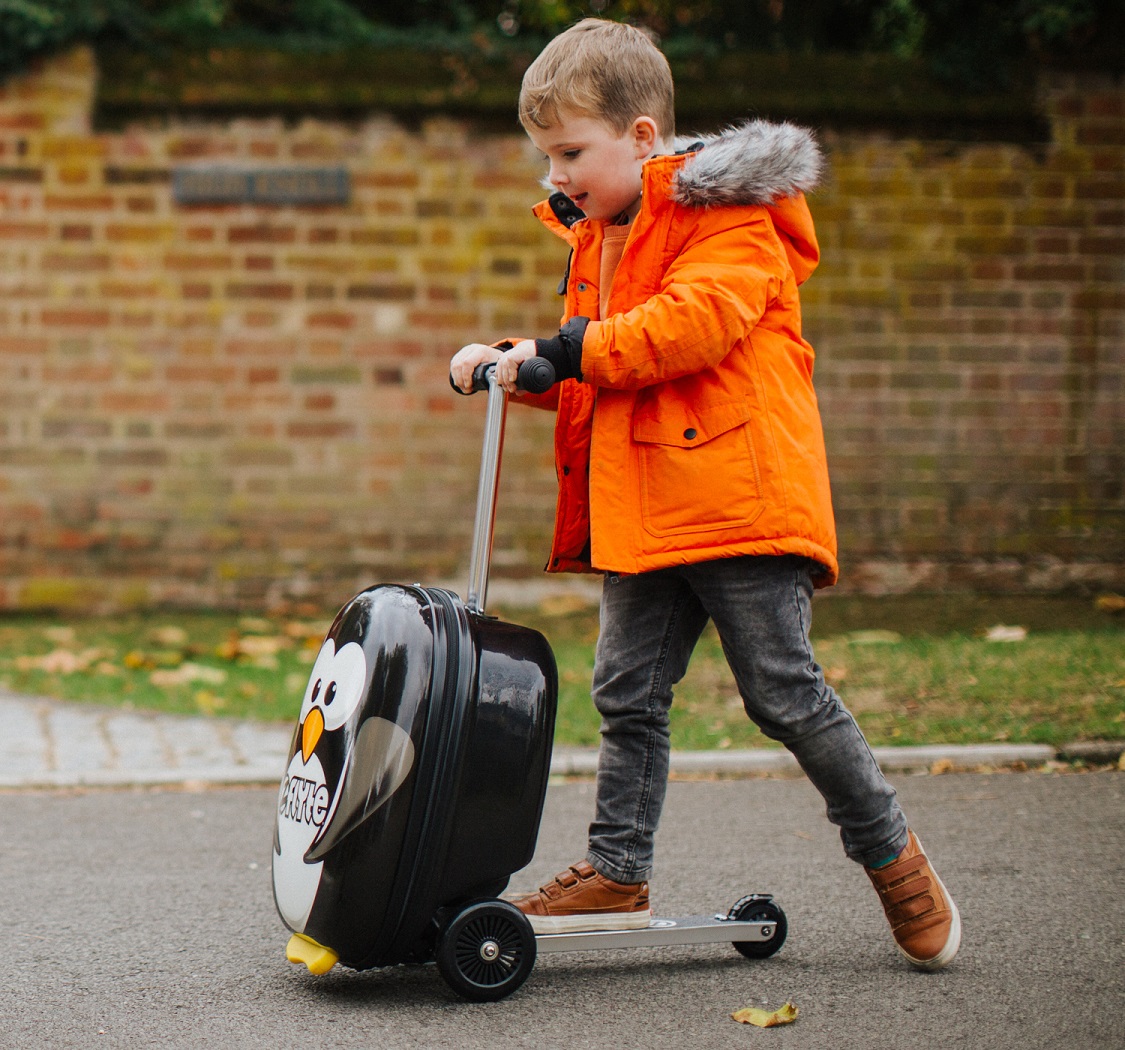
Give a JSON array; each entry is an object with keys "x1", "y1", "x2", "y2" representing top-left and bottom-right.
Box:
[
  {"x1": 867, "y1": 830, "x2": 961, "y2": 971},
  {"x1": 508, "y1": 861, "x2": 652, "y2": 934}
]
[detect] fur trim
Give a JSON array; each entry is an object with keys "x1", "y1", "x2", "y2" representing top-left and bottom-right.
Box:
[{"x1": 671, "y1": 120, "x2": 823, "y2": 208}]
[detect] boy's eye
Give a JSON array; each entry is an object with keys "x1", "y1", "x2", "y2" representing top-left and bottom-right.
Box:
[{"x1": 563, "y1": 149, "x2": 581, "y2": 160}]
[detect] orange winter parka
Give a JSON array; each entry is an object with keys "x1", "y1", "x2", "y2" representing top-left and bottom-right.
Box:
[{"x1": 526, "y1": 120, "x2": 838, "y2": 586}]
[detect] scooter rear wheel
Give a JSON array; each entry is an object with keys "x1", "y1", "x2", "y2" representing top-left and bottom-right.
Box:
[
  {"x1": 436, "y1": 900, "x2": 537, "y2": 1001},
  {"x1": 728, "y1": 894, "x2": 788, "y2": 959}
]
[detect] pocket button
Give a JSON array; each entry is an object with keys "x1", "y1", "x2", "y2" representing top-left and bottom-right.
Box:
[{"x1": 683, "y1": 428, "x2": 697, "y2": 440}]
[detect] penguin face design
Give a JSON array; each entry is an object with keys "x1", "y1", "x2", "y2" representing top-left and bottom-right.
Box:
[{"x1": 298, "y1": 639, "x2": 368, "y2": 762}]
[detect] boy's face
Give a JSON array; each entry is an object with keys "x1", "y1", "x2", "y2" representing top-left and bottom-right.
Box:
[{"x1": 528, "y1": 109, "x2": 659, "y2": 223}]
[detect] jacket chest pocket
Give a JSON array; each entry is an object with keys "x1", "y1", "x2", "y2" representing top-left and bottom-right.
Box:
[{"x1": 633, "y1": 400, "x2": 764, "y2": 537}]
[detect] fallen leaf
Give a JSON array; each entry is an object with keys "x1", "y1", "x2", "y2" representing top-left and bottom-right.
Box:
[
  {"x1": 930, "y1": 758, "x2": 955, "y2": 775},
  {"x1": 42, "y1": 626, "x2": 77, "y2": 645},
  {"x1": 1094, "y1": 593, "x2": 1125, "y2": 614},
  {"x1": 983, "y1": 624, "x2": 1027, "y2": 642},
  {"x1": 216, "y1": 633, "x2": 290, "y2": 662},
  {"x1": 732, "y1": 1002, "x2": 798, "y2": 1027},
  {"x1": 149, "y1": 625, "x2": 189, "y2": 646},
  {"x1": 16, "y1": 648, "x2": 106, "y2": 674},
  {"x1": 194, "y1": 690, "x2": 228, "y2": 715},
  {"x1": 149, "y1": 662, "x2": 228, "y2": 687},
  {"x1": 236, "y1": 635, "x2": 289, "y2": 657},
  {"x1": 1118, "y1": 751, "x2": 1125, "y2": 772}
]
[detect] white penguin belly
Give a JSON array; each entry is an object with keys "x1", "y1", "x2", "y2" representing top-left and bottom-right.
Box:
[{"x1": 272, "y1": 751, "x2": 331, "y2": 932}]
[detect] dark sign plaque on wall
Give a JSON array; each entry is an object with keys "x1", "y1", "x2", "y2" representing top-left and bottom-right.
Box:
[{"x1": 172, "y1": 166, "x2": 350, "y2": 206}]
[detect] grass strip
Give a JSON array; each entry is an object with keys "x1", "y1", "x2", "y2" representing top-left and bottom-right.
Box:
[{"x1": 0, "y1": 595, "x2": 1120, "y2": 751}]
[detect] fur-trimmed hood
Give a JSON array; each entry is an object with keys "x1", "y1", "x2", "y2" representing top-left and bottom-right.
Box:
[{"x1": 671, "y1": 120, "x2": 823, "y2": 208}]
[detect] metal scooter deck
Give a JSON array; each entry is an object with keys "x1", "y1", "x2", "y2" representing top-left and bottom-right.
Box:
[{"x1": 535, "y1": 914, "x2": 777, "y2": 954}]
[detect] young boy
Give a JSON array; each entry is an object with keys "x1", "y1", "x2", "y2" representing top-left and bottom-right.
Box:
[{"x1": 450, "y1": 18, "x2": 960, "y2": 971}]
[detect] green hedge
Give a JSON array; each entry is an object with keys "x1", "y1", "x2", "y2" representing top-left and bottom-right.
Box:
[{"x1": 94, "y1": 45, "x2": 1044, "y2": 141}]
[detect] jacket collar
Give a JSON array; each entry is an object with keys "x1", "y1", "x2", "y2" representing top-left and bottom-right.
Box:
[{"x1": 533, "y1": 119, "x2": 822, "y2": 240}]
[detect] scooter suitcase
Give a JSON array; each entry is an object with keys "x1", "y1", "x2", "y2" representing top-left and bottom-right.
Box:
[{"x1": 272, "y1": 359, "x2": 560, "y2": 1001}]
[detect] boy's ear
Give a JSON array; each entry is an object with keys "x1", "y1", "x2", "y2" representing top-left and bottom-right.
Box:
[{"x1": 631, "y1": 116, "x2": 660, "y2": 159}]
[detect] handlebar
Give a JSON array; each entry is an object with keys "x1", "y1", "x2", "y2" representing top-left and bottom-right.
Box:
[{"x1": 450, "y1": 357, "x2": 557, "y2": 396}]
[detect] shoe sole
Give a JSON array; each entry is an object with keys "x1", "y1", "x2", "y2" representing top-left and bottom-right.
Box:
[
  {"x1": 900, "y1": 847, "x2": 962, "y2": 972},
  {"x1": 525, "y1": 909, "x2": 653, "y2": 935}
]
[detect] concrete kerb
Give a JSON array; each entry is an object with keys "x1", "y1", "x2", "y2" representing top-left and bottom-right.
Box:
[
  {"x1": 552, "y1": 742, "x2": 1063, "y2": 778},
  {"x1": 2, "y1": 688, "x2": 1114, "y2": 791}
]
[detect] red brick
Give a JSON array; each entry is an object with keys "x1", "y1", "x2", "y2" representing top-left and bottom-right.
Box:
[
  {"x1": 1077, "y1": 125, "x2": 1125, "y2": 147},
  {"x1": 165, "y1": 365, "x2": 238, "y2": 384},
  {"x1": 42, "y1": 308, "x2": 111, "y2": 327},
  {"x1": 0, "y1": 335, "x2": 48, "y2": 355},
  {"x1": 102, "y1": 392, "x2": 169, "y2": 413},
  {"x1": 0, "y1": 113, "x2": 46, "y2": 131},
  {"x1": 308, "y1": 311, "x2": 355, "y2": 329},
  {"x1": 285, "y1": 420, "x2": 355, "y2": 438},
  {"x1": 1013, "y1": 262, "x2": 1086, "y2": 281},
  {"x1": 228, "y1": 223, "x2": 297, "y2": 244},
  {"x1": 164, "y1": 251, "x2": 233, "y2": 270},
  {"x1": 42, "y1": 250, "x2": 110, "y2": 272},
  {"x1": 226, "y1": 282, "x2": 295, "y2": 300},
  {"x1": 0, "y1": 220, "x2": 49, "y2": 238},
  {"x1": 44, "y1": 193, "x2": 114, "y2": 210}
]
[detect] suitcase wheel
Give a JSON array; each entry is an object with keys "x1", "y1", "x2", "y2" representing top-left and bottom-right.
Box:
[{"x1": 436, "y1": 900, "x2": 536, "y2": 1002}]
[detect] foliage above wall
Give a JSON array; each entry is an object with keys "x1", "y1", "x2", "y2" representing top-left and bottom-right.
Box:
[
  {"x1": 92, "y1": 44, "x2": 1046, "y2": 141},
  {"x1": 3, "y1": 0, "x2": 1121, "y2": 89}
]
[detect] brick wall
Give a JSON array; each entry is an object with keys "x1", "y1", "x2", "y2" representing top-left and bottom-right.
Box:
[{"x1": 0, "y1": 49, "x2": 1120, "y2": 611}]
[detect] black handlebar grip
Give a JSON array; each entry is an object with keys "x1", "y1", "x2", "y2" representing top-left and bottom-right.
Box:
[
  {"x1": 517, "y1": 356, "x2": 556, "y2": 394},
  {"x1": 450, "y1": 357, "x2": 557, "y2": 396}
]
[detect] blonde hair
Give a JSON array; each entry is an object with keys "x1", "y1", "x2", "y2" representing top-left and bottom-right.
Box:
[{"x1": 519, "y1": 18, "x2": 675, "y2": 141}]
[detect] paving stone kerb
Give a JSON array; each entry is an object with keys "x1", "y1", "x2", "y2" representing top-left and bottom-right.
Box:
[{"x1": 2, "y1": 689, "x2": 1105, "y2": 791}]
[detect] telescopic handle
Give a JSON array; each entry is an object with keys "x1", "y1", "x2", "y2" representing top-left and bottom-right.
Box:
[{"x1": 460, "y1": 358, "x2": 556, "y2": 614}]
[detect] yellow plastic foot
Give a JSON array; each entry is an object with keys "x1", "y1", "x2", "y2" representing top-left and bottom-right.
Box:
[{"x1": 286, "y1": 932, "x2": 339, "y2": 975}]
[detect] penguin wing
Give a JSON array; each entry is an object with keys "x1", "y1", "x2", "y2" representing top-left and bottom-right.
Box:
[{"x1": 305, "y1": 716, "x2": 415, "y2": 862}]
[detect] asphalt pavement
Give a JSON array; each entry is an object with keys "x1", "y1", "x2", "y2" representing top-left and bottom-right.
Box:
[
  {"x1": 1, "y1": 769, "x2": 1122, "y2": 1048},
  {"x1": 0, "y1": 690, "x2": 1122, "y2": 1049}
]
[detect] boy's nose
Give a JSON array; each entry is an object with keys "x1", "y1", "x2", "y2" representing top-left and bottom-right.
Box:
[{"x1": 548, "y1": 164, "x2": 568, "y2": 188}]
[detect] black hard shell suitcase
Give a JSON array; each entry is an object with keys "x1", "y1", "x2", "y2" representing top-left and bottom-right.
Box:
[{"x1": 272, "y1": 360, "x2": 559, "y2": 999}]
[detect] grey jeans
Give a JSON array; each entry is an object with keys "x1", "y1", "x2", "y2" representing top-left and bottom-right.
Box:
[{"x1": 585, "y1": 555, "x2": 909, "y2": 884}]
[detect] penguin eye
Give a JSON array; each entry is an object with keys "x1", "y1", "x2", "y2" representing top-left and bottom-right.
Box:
[
  {"x1": 310, "y1": 678, "x2": 322, "y2": 704},
  {"x1": 324, "y1": 681, "x2": 338, "y2": 706}
]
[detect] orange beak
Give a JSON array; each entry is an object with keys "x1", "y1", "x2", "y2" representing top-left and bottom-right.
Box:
[{"x1": 301, "y1": 707, "x2": 324, "y2": 763}]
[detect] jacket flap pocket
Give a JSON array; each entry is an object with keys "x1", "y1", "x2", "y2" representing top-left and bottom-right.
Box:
[{"x1": 633, "y1": 399, "x2": 752, "y2": 448}]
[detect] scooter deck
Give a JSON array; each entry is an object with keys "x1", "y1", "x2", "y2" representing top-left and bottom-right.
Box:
[{"x1": 535, "y1": 914, "x2": 777, "y2": 954}]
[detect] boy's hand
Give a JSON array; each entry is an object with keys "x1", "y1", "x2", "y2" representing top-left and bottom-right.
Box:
[
  {"x1": 450, "y1": 343, "x2": 503, "y2": 394},
  {"x1": 494, "y1": 340, "x2": 538, "y2": 394},
  {"x1": 449, "y1": 340, "x2": 539, "y2": 394}
]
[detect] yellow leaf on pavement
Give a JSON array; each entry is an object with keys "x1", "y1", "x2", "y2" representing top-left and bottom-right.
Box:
[{"x1": 731, "y1": 1002, "x2": 798, "y2": 1027}]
